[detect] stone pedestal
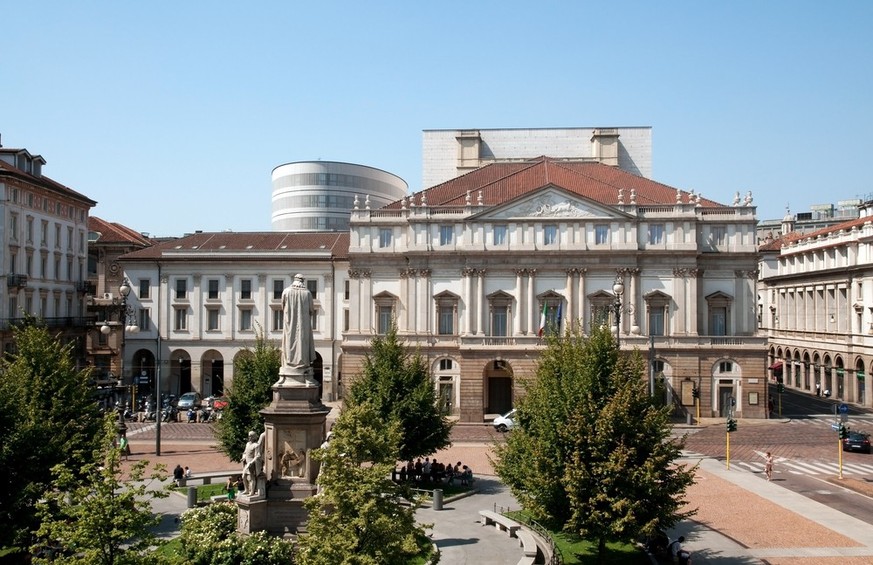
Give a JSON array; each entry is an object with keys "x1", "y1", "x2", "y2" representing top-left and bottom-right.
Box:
[{"x1": 238, "y1": 375, "x2": 329, "y2": 536}]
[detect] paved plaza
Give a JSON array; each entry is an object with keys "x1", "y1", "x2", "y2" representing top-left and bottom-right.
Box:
[{"x1": 126, "y1": 417, "x2": 873, "y2": 564}]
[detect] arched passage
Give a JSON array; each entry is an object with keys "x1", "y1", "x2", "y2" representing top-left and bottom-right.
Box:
[{"x1": 201, "y1": 350, "x2": 224, "y2": 398}]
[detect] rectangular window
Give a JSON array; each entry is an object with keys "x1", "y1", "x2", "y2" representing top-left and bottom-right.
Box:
[
  {"x1": 207, "y1": 309, "x2": 219, "y2": 331},
  {"x1": 174, "y1": 308, "x2": 187, "y2": 331},
  {"x1": 175, "y1": 279, "x2": 187, "y2": 300},
  {"x1": 208, "y1": 279, "x2": 219, "y2": 300},
  {"x1": 649, "y1": 309, "x2": 664, "y2": 336},
  {"x1": 543, "y1": 224, "x2": 557, "y2": 245},
  {"x1": 719, "y1": 361, "x2": 733, "y2": 373},
  {"x1": 648, "y1": 223, "x2": 664, "y2": 244},
  {"x1": 139, "y1": 279, "x2": 150, "y2": 299},
  {"x1": 344, "y1": 280, "x2": 350, "y2": 300},
  {"x1": 439, "y1": 359, "x2": 453, "y2": 371},
  {"x1": 41, "y1": 221, "x2": 48, "y2": 245},
  {"x1": 40, "y1": 256, "x2": 46, "y2": 279},
  {"x1": 711, "y1": 307, "x2": 727, "y2": 336},
  {"x1": 379, "y1": 228, "x2": 392, "y2": 248},
  {"x1": 240, "y1": 309, "x2": 253, "y2": 331},
  {"x1": 343, "y1": 309, "x2": 350, "y2": 331},
  {"x1": 439, "y1": 225, "x2": 453, "y2": 246},
  {"x1": 138, "y1": 308, "x2": 150, "y2": 331},
  {"x1": 595, "y1": 224, "x2": 609, "y2": 245},
  {"x1": 26, "y1": 255, "x2": 32, "y2": 276},
  {"x1": 272, "y1": 309, "x2": 284, "y2": 331},
  {"x1": 712, "y1": 225, "x2": 726, "y2": 246},
  {"x1": 66, "y1": 259, "x2": 73, "y2": 281},
  {"x1": 54, "y1": 224, "x2": 61, "y2": 248},
  {"x1": 10, "y1": 214, "x2": 17, "y2": 241},
  {"x1": 307, "y1": 279, "x2": 317, "y2": 299},
  {"x1": 67, "y1": 227, "x2": 73, "y2": 250},
  {"x1": 493, "y1": 225, "x2": 507, "y2": 245},
  {"x1": 8, "y1": 297, "x2": 15, "y2": 318},
  {"x1": 241, "y1": 279, "x2": 252, "y2": 300},
  {"x1": 9, "y1": 252, "x2": 15, "y2": 273},
  {"x1": 378, "y1": 305, "x2": 393, "y2": 334},
  {"x1": 439, "y1": 305, "x2": 454, "y2": 335},
  {"x1": 26, "y1": 217, "x2": 33, "y2": 243},
  {"x1": 311, "y1": 311, "x2": 318, "y2": 331},
  {"x1": 492, "y1": 306, "x2": 508, "y2": 336},
  {"x1": 273, "y1": 279, "x2": 284, "y2": 300}
]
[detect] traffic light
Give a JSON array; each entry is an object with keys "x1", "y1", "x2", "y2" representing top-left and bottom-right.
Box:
[
  {"x1": 777, "y1": 383, "x2": 785, "y2": 394},
  {"x1": 839, "y1": 424, "x2": 849, "y2": 440},
  {"x1": 726, "y1": 418, "x2": 737, "y2": 433},
  {"x1": 692, "y1": 387, "x2": 700, "y2": 399}
]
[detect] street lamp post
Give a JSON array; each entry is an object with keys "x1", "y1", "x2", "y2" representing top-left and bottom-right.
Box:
[
  {"x1": 612, "y1": 274, "x2": 624, "y2": 349},
  {"x1": 100, "y1": 278, "x2": 139, "y2": 437}
]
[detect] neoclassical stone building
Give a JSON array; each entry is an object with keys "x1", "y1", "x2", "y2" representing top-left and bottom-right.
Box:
[
  {"x1": 343, "y1": 157, "x2": 767, "y2": 422},
  {"x1": 761, "y1": 203, "x2": 873, "y2": 406}
]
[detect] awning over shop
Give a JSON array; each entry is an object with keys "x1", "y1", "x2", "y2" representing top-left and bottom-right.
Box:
[{"x1": 769, "y1": 362, "x2": 783, "y2": 371}]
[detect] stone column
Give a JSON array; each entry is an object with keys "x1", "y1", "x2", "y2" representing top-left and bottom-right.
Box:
[
  {"x1": 419, "y1": 269, "x2": 432, "y2": 335},
  {"x1": 477, "y1": 269, "x2": 486, "y2": 336},
  {"x1": 399, "y1": 269, "x2": 410, "y2": 333},
  {"x1": 514, "y1": 269, "x2": 524, "y2": 336},
  {"x1": 463, "y1": 268, "x2": 474, "y2": 335},
  {"x1": 578, "y1": 269, "x2": 587, "y2": 332},
  {"x1": 361, "y1": 271, "x2": 372, "y2": 332},
  {"x1": 689, "y1": 269, "x2": 702, "y2": 336},
  {"x1": 566, "y1": 269, "x2": 575, "y2": 330},
  {"x1": 351, "y1": 271, "x2": 362, "y2": 332},
  {"x1": 528, "y1": 269, "x2": 536, "y2": 335},
  {"x1": 629, "y1": 268, "x2": 640, "y2": 334}
]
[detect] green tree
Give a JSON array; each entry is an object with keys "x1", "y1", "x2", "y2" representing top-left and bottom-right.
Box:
[
  {"x1": 298, "y1": 402, "x2": 427, "y2": 565},
  {"x1": 346, "y1": 325, "x2": 452, "y2": 461},
  {"x1": 0, "y1": 322, "x2": 105, "y2": 550},
  {"x1": 214, "y1": 327, "x2": 280, "y2": 462},
  {"x1": 31, "y1": 415, "x2": 169, "y2": 565},
  {"x1": 494, "y1": 326, "x2": 696, "y2": 559}
]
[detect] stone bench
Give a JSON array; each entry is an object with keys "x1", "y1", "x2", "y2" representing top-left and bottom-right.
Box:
[
  {"x1": 516, "y1": 529, "x2": 538, "y2": 558},
  {"x1": 177, "y1": 470, "x2": 238, "y2": 487},
  {"x1": 478, "y1": 510, "x2": 521, "y2": 537}
]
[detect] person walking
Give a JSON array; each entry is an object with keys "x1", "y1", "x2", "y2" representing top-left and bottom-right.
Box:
[{"x1": 765, "y1": 451, "x2": 774, "y2": 481}]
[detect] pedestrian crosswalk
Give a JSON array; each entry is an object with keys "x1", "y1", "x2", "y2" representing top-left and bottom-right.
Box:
[{"x1": 680, "y1": 451, "x2": 873, "y2": 478}]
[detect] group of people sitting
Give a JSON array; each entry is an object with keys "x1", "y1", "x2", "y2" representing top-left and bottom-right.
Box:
[{"x1": 393, "y1": 458, "x2": 473, "y2": 486}]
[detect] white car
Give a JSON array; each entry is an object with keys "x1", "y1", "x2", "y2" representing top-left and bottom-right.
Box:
[{"x1": 493, "y1": 409, "x2": 517, "y2": 432}]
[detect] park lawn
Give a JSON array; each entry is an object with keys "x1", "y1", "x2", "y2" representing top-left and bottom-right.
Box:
[
  {"x1": 174, "y1": 482, "x2": 227, "y2": 502},
  {"x1": 506, "y1": 511, "x2": 650, "y2": 565}
]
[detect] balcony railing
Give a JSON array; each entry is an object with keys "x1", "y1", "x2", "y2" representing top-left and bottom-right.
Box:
[
  {"x1": 6, "y1": 274, "x2": 27, "y2": 288},
  {"x1": 0, "y1": 316, "x2": 96, "y2": 331}
]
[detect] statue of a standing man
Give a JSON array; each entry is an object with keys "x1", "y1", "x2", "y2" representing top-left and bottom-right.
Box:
[{"x1": 279, "y1": 273, "x2": 316, "y2": 384}]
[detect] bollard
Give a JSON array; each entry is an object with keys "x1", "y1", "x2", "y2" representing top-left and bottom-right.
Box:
[
  {"x1": 433, "y1": 489, "x2": 443, "y2": 511},
  {"x1": 187, "y1": 486, "x2": 197, "y2": 508},
  {"x1": 686, "y1": 412, "x2": 692, "y2": 425}
]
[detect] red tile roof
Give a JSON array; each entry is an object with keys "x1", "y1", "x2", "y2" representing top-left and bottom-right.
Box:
[
  {"x1": 759, "y1": 215, "x2": 873, "y2": 252},
  {"x1": 388, "y1": 157, "x2": 726, "y2": 209},
  {"x1": 89, "y1": 216, "x2": 153, "y2": 246},
  {"x1": 121, "y1": 231, "x2": 350, "y2": 261},
  {"x1": 0, "y1": 156, "x2": 97, "y2": 205}
]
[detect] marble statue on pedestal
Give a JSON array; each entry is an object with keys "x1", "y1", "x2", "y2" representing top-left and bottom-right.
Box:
[
  {"x1": 278, "y1": 274, "x2": 316, "y2": 385},
  {"x1": 241, "y1": 430, "x2": 266, "y2": 496}
]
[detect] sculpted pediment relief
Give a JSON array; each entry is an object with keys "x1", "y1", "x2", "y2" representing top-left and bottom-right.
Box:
[{"x1": 476, "y1": 188, "x2": 619, "y2": 221}]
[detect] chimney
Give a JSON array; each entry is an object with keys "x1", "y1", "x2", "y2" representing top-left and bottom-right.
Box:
[{"x1": 591, "y1": 128, "x2": 620, "y2": 167}]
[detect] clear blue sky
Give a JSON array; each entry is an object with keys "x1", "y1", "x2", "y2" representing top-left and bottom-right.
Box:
[{"x1": 2, "y1": 1, "x2": 871, "y2": 237}]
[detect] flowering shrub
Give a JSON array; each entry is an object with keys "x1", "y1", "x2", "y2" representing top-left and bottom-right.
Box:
[{"x1": 180, "y1": 503, "x2": 294, "y2": 564}]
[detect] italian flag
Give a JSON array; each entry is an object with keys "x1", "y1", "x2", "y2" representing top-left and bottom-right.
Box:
[{"x1": 537, "y1": 302, "x2": 548, "y2": 337}]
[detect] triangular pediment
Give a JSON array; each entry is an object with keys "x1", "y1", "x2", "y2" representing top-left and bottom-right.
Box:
[
  {"x1": 487, "y1": 290, "x2": 515, "y2": 301},
  {"x1": 536, "y1": 290, "x2": 565, "y2": 301},
  {"x1": 644, "y1": 290, "x2": 672, "y2": 301},
  {"x1": 472, "y1": 186, "x2": 626, "y2": 222},
  {"x1": 433, "y1": 290, "x2": 460, "y2": 300}
]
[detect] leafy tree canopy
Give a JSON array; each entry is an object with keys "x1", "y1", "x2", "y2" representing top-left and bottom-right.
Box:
[
  {"x1": 346, "y1": 325, "x2": 452, "y2": 461},
  {"x1": 0, "y1": 322, "x2": 105, "y2": 549},
  {"x1": 298, "y1": 402, "x2": 427, "y2": 565},
  {"x1": 32, "y1": 415, "x2": 170, "y2": 565},
  {"x1": 493, "y1": 326, "x2": 696, "y2": 559},
  {"x1": 214, "y1": 328, "x2": 280, "y2": 462}
]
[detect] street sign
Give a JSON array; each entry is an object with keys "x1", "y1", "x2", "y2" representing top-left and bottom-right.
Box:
[
  {"x1": 839, "y1": 403, "x2": 849, "y2": 414},
  {"x1": 831, "y1": 423, "x2": 841, "y2": 431}
]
